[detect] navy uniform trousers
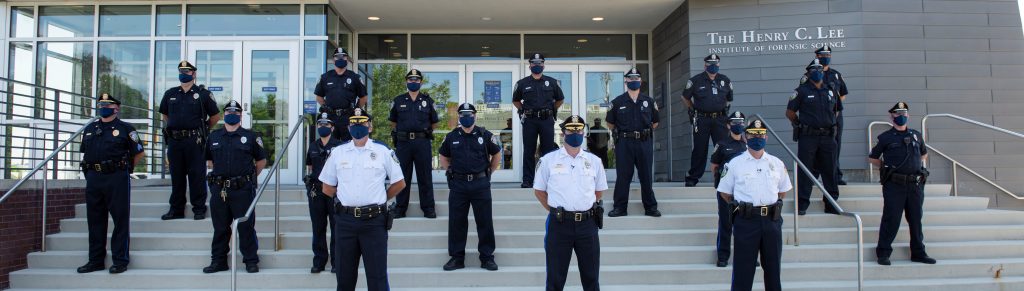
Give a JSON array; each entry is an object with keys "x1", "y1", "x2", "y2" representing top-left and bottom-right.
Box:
[
  {"x1": 544, "y1": 213, "x2": 600, "y2": 291},
  {"x1": 876, "y1": 181, "x2": 927, "y2": 259},
  {"x1": 307, "y1": 189, "x2": 336, "y2": 270},
  {"x1": 333, "y1": 211, "x2": 389, "y2": 291},
  {"x1": 522, "y1": 117, "x2": 555, "y2": 183},
  {"x1": 167, "y1": 136, "x2": 208, "y2": 215},
  {"x1": 796, "y1": 134, "x2": 841, "y2": 213},
  {"x1": 686, "y1": 115, "x2": 729, "y2": 184},
  {"x1": 448, "y1": 177, "x2": 496, "y2": 261},
  {"x1": 394, "y1": 138, "x2": 435, "y2": 213},
  {"x1": 85, "y1": 170, "x2": 131, "y2": 267},
  {"x1": 612, "y1": 137, "x2": 657, "y2": 211},
  {"x1": 835, "y1": 111, "x2": 845, "y2": 180},
  {"x1": 732, "y1": 214, "x2": 783, "y2": 291},
  {"x1": 209, "y1": 182, "x2": 259, "y2": 265},
  {"x1": 714, "y1": 176, "x2": 732, "y2": 263}
]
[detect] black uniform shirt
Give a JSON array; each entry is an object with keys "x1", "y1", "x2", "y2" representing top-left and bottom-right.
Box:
[
  {"x1": 787, "y1": 81, "x2": 839, "y2": 128},
  {"x1": 605, "y1": 93, "x2": 660, "y2": 132},
  {"x1": 682, "y1": 72, "x2": 733, "y2": 113},
  {"x1": 306, "y1": 138, "x2": 344, "y2": 179},
  {"x1": 206, "y1": 127, "x2": 267, "y2": 177},
  {"x1": 313, "y1": 69, "x2": 367, "y2": 110},
  {"x1": 80, "y1": 119, "x2": 144, "y2": 163},
  {"x1": 158, "y1": 86, "x2": 219, "y2": 130},
  {"x1": 869, "y1": 128, "x2": 927, "y2": 175},
  {"x1": 800, "y1": 68, "x2": 849, "y2": 97},
  {"x1": 388, "y1": 92, "x2": 440, "y2": 132},
  {"x1": 512, "y1": 75, "x2": 565, "y2": 111},
  {"x1": 439, "y1": 127, "x2": 500, "y2": 175}
]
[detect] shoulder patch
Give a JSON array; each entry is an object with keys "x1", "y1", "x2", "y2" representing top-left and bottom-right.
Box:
[
  {"x1": 685, "y1": 80, "x2": 693, "y2": 90},
  {"x1": 799, "y1": 75, "x2": 808, "y2": 85},
  {"x1": 255, "y1": 136, "x2": 264, "y2": 147},
  {"x1": 129, "y1": 131, "x2": 141, "y2": 144},
  {"x1": 790, "y1": 91, "x2": 798, "y2": 100},
  {"x1": 721, "y1": 165, "x2": 729, "y2": 178}
]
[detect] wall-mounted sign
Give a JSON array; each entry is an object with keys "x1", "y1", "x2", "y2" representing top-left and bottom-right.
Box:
[
  {"x1": 484, "y1": 80, "x2": 501, "y2": 108},
  {"x1": 262, "y1": 87, "x2": 277, "y2": 92},
  {"x1": 704, "y1": 26, "x2": 847, "y2": 55},
  {"x1": 207, "y1": 86, "x2": 223, "y2": 91}
]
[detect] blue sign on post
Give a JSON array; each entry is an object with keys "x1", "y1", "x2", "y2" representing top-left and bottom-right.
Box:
[
  {"x1": 303, "y1": 101, "x2": 318, "y2": 114},
  {"x1": 484, "y1": 80, "x2": 501, "y2": 108}
]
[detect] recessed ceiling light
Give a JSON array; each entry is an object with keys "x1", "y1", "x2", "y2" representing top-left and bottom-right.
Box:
[
  {"x1": 368, "y1": 16, "x2": 381, "y2": 21},
  {"x1": 383, "y1": 39, "x2": 395, "y2": 43},
  {"x1": 481, "y1": 46, "x2": 491, "y2": 50},
  {"x1": 592, "y1": 17, "x2": 604, "y2": 21},
  {"x1": 389, "y1": 46, "x2": 398, "y2": 49},
  {"x1": 392, "y1": 52, "x2": 402, "y2": 57},
  {"x1": 577, "y1": 39, "x2": 588, "y2": 43},
  {"x1": 481, "y1": 17, "x2": 492, "y2": 21}
]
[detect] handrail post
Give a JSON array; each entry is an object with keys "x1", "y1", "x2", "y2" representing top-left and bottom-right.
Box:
[
  {"x1": 274, "y1": 161, "x2": 281, "y2": 251},
  {"x1": 792, "y1": 161, "x2": 799, "y2": 246},
  {"x1": 41, "y1": 164, "x2": 48, "y2": 252},
  {"x1": 230, "y1": 220, "x2": 238, "y2": 291},
  {"x1": 854, "y1": 214, "x2": 864, "y2": 291},
  {"x1": 52, "y1": 91, "x2": 59, "y2": 179},
  {"x1": 951, "y1": 162, "x2": 958, "y2": 197}
]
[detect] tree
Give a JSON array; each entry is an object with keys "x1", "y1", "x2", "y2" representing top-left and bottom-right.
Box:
[{"x1": 364, "y1": 64, "x2": 455, "y2": 167}]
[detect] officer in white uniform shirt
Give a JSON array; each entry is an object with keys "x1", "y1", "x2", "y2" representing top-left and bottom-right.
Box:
[
  {"x1": 533, "y1": 115, "x2": 608, "y2": 291},
  {"x1": 716, "y1": 119, "x2": 792, "y2": 291},
  {"x1": 318, "y1": 109, "x2": 406, "y2": 291}
]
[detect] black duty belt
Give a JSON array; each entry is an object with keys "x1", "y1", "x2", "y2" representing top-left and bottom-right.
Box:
[
  {"x1": 80, "y1": 160, "x2": 129, "y2": 173},
  {"x1": 329, "y1": 108, "x2": 354, "y2": 117},
  {"x1": 522, "y1": 108, "x2": 553, "y2": 119},
  {"x1": 336, "y1": 203, "x2": 387, "y2": 218},
  {"x1": 394, "y1": 131, "x2": 430, "y2": 140},
  {"x1": 551, "y1": 206, "x2": 598, "y2": 222},
  {"x1": 208, "y1": 174, "x2": 253, "y2": 190},
  {"x1": 169, "y1": 129, "x2": 203, "y2": 139},
  {"x1": 696, "y1": 111, "x2": 725, "y2": 118},
  {"x1": 446, "y1": 171, "x2": 488, "y2": 182},
  {"x1": 801, "y1": 126, "x2": 835, "y2": 136},
  {"x1": 737, "y1": 201, "x2": 783, "y2": 220},
  {"x1": 889, "y1": 172, "x2": 925, "y2": 185},
  {"x1": 617, "y1": 129, "x2": 652, "y2": 140}
]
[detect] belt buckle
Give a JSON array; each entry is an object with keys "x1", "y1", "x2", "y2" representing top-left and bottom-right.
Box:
[
  {"x1": 93, "y1": 164, "x2": 103, "y2": 172},
  {"x1": 224, "y1": 180, "x2": 232, "y2": 188},
  {"x1": 574, "y1": 213, "x2": 583, "y2": 222},
  {"x1": 354, "y1": 208, "x2": 362, "y2": 217},
  {"x1": 760, "y1": 207, "x2": 769, "y2": 217},
  {"x1": 634, "y1": 132, "x2": 640, "y2": 139},
  {"x1": 467, "y1": 174, "x2": 474, "y2": 182},
  {"x1": 408, "y1": 132, "x2": 416, "y2": 139}
]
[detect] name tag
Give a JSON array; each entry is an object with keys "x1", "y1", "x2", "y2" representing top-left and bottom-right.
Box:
[{"x1": 712, "y1": 87, "x2": 718, "y2": 95}]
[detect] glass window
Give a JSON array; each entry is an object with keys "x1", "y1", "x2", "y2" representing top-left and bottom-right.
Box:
[
  {"x1": 358, "y1": 63, "x2": 407, "y2": 145},
  {"x1": 98, "y1": 42, "x2": 150, "y2": 119},
  {"x1": 304, "y1": 5, "x2": 326, "y2": 36},
  {"x1": 99, "y1": 6, "x2": 151, "y2": 36},
  {"x1": 358, "y1": 34, "x2": 407, "y2": 60},
  {"x1": 186, "y1": 4, "x2": 300, "y2": 36},
  {"x1": 156, "y1": 5, "x2": 182, "y2": 36},
  {"x1": 417, "y1": 70, "x2": 459, "y2": 168},
  {"x1": 304, "y1": 40, "x2": 326, "y2": 103},
  {"x1": 412, "y1": 34, "x2": 519, "y2": 59},
  {"x1": 327, "y1": 7, "x2": 340, "y2": 43},
  {"x1": 636, "y1": 34, "x2": 649, "y2": 60},
  {"x1": 10, "y1": 7, "x2": 34, "y2": 38},
  {"x1": 250, "y1": 50, "x2": 292, "y2": 169},
  {"x1": 584, "y1": 70, "x2": 624, "y2": 169},
  {"x1": 525, "y1": 34, "x2": 632, "y2": 60},
  {"x1": 38, "y1": 6, "x2": 95, "y2": 37},
  {"x1": 637, "y1": 64, "x2": 650, "y2": 95},
  {"x1": 8, "y1": 42, "x2": 35, "y2": 119},
  {"x1": 37, "y1": 42, "x2": 94, "y2": 120},
  {"x1": 154, "y1": 41, "x2": 181, "y2": 100}
]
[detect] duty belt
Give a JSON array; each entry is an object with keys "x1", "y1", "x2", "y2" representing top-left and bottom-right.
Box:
[
  {"x1": 80, "y1": 160, "x2": 128, "y2": 173},
  {"x1": 169, "y1": 129, "x2": 202, "y2": 139},
  {"x1": 394, "y1": 131, "x2": 430, "y2": 140},
  {"x1": 447, "y1": 171, "x2": 488, "y2": 182},
  {"x1": 696, "y1": 111, "x2": 725, "y2": 118},
  {"x1": 617, "y1": 129, "x2": 652, "y2": 140},
  {"x1": 889, "y1": 172, "x2": 925, "y2": 185},
  {"x1": 801, "y1": 126, "x2": 835, "y2": 136},
  {"x1": 208, "y1": 174, "x2": 252, "y2": 190},
  {"x1": 336, "y1": 203, "x2": 387, "y2": 218},
  {"x1": 522, "y1": 108, "x2": 553, "y2": 119},
  {"x1": 736, "y1": 201, "x2": 783, "y2": 220},
  {"x1": 551, "y1": 206, "x2": 598, "y2": 222},
  {"x1": 329, "y1": 108, "x2": 354, "y2": 117}
]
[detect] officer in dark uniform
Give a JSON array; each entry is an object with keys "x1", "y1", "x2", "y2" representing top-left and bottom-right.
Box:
[
  {"x1": 709, "y1": 111, "x2": 748, "y2": 267},
  {"x1": 869, "y1": 102, "x2": 936, "y2": 266},
  {"x1": 439, "y1": 103, "x2": 501, "y2": 271},
  {"x1": 202, "y1": 100, "x2": 267, "y2": 274},
  {"x1": 76, "y1": 94, "x2": 145, "y2": 274},
  {"x1": 500, "y1": 118, "x2": 514, "y2": 169},
  {"x1": 786, "y1": 59, "x2": 841, "y2": 215},
  {"x1": 800, "y1": 45, "x2": 850, "y2": 185},
  {"x1": 587, "y1": 118, "x2": 611, "y2": 167},
  {"x1": 305, "y1": 113, "x2": 344, "y2": 273},
  {"x1": 682, "y1": 54, "x2": 733, "y2": 187},
  {"x1": 513, "y1": 53, "x2": 566, "y2": 188},
  {"x1": 388, "y1": 69, "x2": 440, "y2": 219},
  {"x1": 606, "y1": 68, "x2": 661, "y2": 217},
  {"x1": 314, "y1": 48, "x2": 368, "y2": 141},
  {"x1": 717, "y1": 120, "x2": 791, "y2": 291},
  {"x1": 319, "y1": 109, "x2": 406, "y2": 291},
  {"x1": 159, "y1": 60, "x2": 221, "y2": 220}
]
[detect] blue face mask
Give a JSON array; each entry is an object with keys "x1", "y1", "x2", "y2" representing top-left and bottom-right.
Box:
[
  {"x1": 349, "y1": 124, "x2": 369, "y2": 139},
  {"x1": 530, "y1": 65, "x2": 544, "y2": 74},
  {"x1": 893, "y1": 115, "x2": 909, "y2": 126},
  {"x1": 809, "y1": 70, "x2": 824, "y2": 82},
  {"x1": 407, "y1": 82, "x2": 421, "y2": 92},
  {"x1": 98, "y1": 107, "x2": 115, "y2": 118},
  {"x1": 706, "y1": 64, "x2": 720, "y2": 74},
  {"x1": 565, "y1": 133, "x2": 584, "y2": 148},
  {"x1": 818, "y1": 57, "x2": 831, "y2": 66},
  {"x1": 459, "y1": 115, "x2": 475, "y2": 128},
  {"x1": 626, "y1": 81, "x2": 642, "y2": 91},
  {"x1": 747, "y1": 137, "x2": 766, "y2": 151},
  {"x1": 317, "y1": 126, "x2": 332, "y2": 137},
  {"x1": 224, "y1": 113, "x2": 241, "y2": 125},
  {"x1": 178, "y1": 73, "x2": 194, "y2": 83},
  {"x1": 334, "y1": 59, "x2": 348, "y2": 69},
  {"x1": 730, "y1": 124, "x2": 745, "y2": 135}
]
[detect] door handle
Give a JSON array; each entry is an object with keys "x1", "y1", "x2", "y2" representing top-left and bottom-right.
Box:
[{"x1": 244, "y1": 103, "x2": 249, "y2": 111}]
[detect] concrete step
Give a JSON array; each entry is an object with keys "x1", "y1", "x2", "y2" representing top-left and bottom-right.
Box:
[
  {"x1": 74, "y1": 196, "x2": 990, "y2": 219},
  {"x1": 59, "y1": 209, "x2": 1024, "y2": 234},
  {"x1": 11, "y1": 258, "x2": 1024, "y2": 288},
  {"x1": 26, "y1": 240, "x2": 1024, "y2": 270},
  {"x1": 44, "y1": 224, "x2": 1024, "y2": 251}
]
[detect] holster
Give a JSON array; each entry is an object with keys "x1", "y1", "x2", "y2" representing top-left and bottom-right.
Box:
[
  {"x1": 880, "y1": 166, "x2": 894, "y2": 185},
  {"x1": 792, "y1": 124, "x2": 802, "y2": 142},
  {"x1": 385, "y1": 202, "x2": 396, "y2": 231},
  {"x1": 772, "y1": 200, "x2": 783, "y2": 221},
  {"x1": 919, "y1": 168, "x2": 930, "y2": 184},
  {"x1": 594, "y1": 201, "x2": 605, "y2": 229}
]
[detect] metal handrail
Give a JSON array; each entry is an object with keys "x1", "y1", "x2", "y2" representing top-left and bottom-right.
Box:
[
  {"x1": 921, "y1": 114, "x2": 1024, "y2": 199},
  {"x1": 753, "y1": 114, "x2": 864, "y2": 291},
  {"x1": 229, "y1": 117, "x2": 306, "y2": 290},
  {"x1": 866, "y1": 121, "x2": 893, "y2": 182}
]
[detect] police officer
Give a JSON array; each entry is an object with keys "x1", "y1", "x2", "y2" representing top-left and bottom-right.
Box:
[
  {"x1": 682, "y1": 54, "x2": 734, "y2": 187},
  {"x1": 314, "y1": 48, "x2": 368, "y2": 141},
  {"x1": 533, "y1": 115, "x2": 608, "y2": 291},
  {"x1": 76, "y1": 94, "x2": 145, "y2": 274},
  {"x1": 319, "y1": 109, "x2": 406, "y2": 291},
  {"x1": 388, "y1": 69, "x2": 439, "y2": 219},
  {"x1": 869, "y1": 102, "x2": 936, "y2": 266},
  {"x1": 606, "y1": 68, "x2": 660, "y2": 217},
  {"x1": 159, "y1": 60, "x2": 221, "y2": 220},
  {"x1": 787, "y1": 59, "x2": 841, "y2": 215},
  {"x1": 439, "y1": 103, "x2": 501, "y2": 271},
  {"x1": 513, "y1": 53, "x2": 566, "y2": 188},
  {"x1": 709, "y1": 111, "x2": 748, "y2": 267},
  {"x1": 587, "y1": 118, "x2": 611, "y2": 167},
  {"x1": 800, "y1": 45, "x2": 850, "y2": 185},
  {"x1": 717, "y1": 120, "x2": 792, "y2": 291},
  {"x1": 501, "y1": 118, "x2": 514, "y2": 169},
  {"x1": 305, "y1": 113, "x2": 344, "y2": 273},
  {"x1": 203, "y1": 100, "x2": 266, "y2": 274}
]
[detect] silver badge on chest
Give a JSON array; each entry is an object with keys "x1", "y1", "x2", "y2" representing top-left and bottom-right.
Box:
[
  {"x1": 193, "y1": 93, "x2": 199, "y2": 100},
  {"x1": 421, "y1": 100, "x2": 427, "y2": 107},
  {"x1": 478, "y1": 137, "x2": 484, "y2": 144},
  {"x1": 241, "y1": 136, "x2": 247, "y2": 144},
  {"x1": 544, "y1": 80, "x2": 550, "y2": 87},
  {"x1": 642, "y1": 100, "x2": 648, "y2": 107},
  {"x1": 346, "y1": 78, "x2": 352, "y2": 85},
  {"x1": 370, "y1": 152, "x2": 377, "y2": 160}
]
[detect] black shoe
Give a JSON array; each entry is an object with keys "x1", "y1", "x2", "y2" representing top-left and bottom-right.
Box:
[
  {"x1": 798, "y1": 210, "x2": 807, "y2": 216},
  {"x1": 684, "y1": 181, "x2": 697, "y2": 187},
  {"x1": 520, "y1": 182, "x2": 533, "y2": 188},
  {"x1": 203, "y1": 262, "x2": 229, "y2": 274},
  {"x1": 423, "y1": 210, "x2": 437, "y2": 219},
  {"x1": 77, "y1": 263, "x2": 104, "y2": 273},
  {"x1": 716, "y1": 261, "x2": 727, "y2": 268},
  {"x1": 756, "y1": 261, "x2": 760, "y2": 267},
  {"x1": 108, "y1": 265, "x2": 127, "y2": 274},
  {"x1": 311, "y1": 266, "x2": 325, "y2": 273},
  {"x1": 330, "y1": 267, "x2": 337, "y2": 273},
  {"x1": 245, "y1": 263, "x2": 259, "y2": 273},
  {"x1": 824, "y1": 208, "x2": 840, "y2": 215},
  {"x1": 645, "y1": 209, "x2": 662, "y2": 217},
  {"x1": 194, "y1": 213, "x2": 206, "y2": 220},
  {"x1": 161, "y1": 211, "x2": 185, "y2": 220},
  {"x1": 481, "y1": 260, "x2": 498, "y2": 271},
  {"x1": 911, "y1": 256, "x2": 937, "y2": 264},
  {"x1": 877, "y1": 257, "x2": 891, "y2": 265},
  {"x1": 443, "y1": 258, "x2": 465, "y2": 271},
  {"x1": 607, "y1": 208, "x2": 627, "y2": 217},
  {"x1": 838, "y1": 179, "x2": 848, "y2": 185}
]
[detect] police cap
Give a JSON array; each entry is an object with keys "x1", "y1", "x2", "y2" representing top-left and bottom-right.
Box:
[
  {"x1": 316, "y1": 112, "x2": 334, "y2": 125},
  {"x1": 560, "y1": 115, "x2": 586, "y2": 131},
  {"x1": 98, "y1": 93, "x2": 121, "y2": 105},
  {"x1": 704, "y1": 54, "x2": 721, "y2": 64},
  {"x1": 889, "y1": 102, "x2": 910, "y2": 113},
  {"x1": 729, "y1": 111, "x2": 746, "y2": 121},
  {"x1": 178, "y1": 60, "x2": 197, "y2": 71},
  {"x1": 815, "y1": 45, "x2": 832, "y2": 55},
  {"x1": 406, "y1": 69, "x2": 423, "y2": 81},
  {"x1": 624, "y1": 68, "x2": 642, "y2": 78},
  {"x1": 334, "y1": 48, "x2": 349, "y2": 58},
  {"x1": 806, "y1": 58, "x2": 824, "y2": 71},
  {"x1": 746, "y1": 119, "x2": 767, "y2": 135},
  {"x1": 457, "y1": 103, "x2": 476, "y2": 114},
  {"x1": 224, "y1": 100, "x2": 243, "y2": 113},
  {"x1": 528, "y1": 53, "x2": 546, "y2": 63},
  {"x1": 348, "y1": 108, "x2": 372, "y2": 124}
]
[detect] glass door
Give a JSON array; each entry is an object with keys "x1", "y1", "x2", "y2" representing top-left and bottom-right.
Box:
[
  {"x1": 412, "y1": 64, "x2": 463, "y2": 182},
  {"x1": 466, "y1": 64, "x2": 520, "y2": 182},
  {"x1": 580, "y1": 65, "x2": 631, "y2": 180},
  {"x1": 535, "y1": 65, "x2": 577, "y2": 150}
]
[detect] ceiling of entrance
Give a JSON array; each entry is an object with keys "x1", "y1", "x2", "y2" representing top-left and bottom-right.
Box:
[{"x1": 333, "y1": 0, "x2": 686, "y2": 32}]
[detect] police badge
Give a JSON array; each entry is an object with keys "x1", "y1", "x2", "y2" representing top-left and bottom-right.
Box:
[
  {"x1": 112, "y1": 129, "x2": 120, "y2": 137},
  {"x1": 478, "y1": 137, "x2": 484, "y2": 144},
  {"x1": 545, "y1": 80, "x2": 550, "y2": 87},
  {"x1": 241, "y1": 136, "x2": 247, "y2": 144},
  {"x1": 642, "y1": 100, "x2": 648, "y2": 107},
  {"x1": 370, "y1": 152, "x2": 377, "y2": 161}
]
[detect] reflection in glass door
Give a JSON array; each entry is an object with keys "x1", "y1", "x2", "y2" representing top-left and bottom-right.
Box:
[
  {"x1": 466, "y1": 65, "x2": 520, "y2": 182},
  {"x1": 411, "y1": 65, "x2": 462, "y2": 179},
  {"x1": 535, "y1": 65, "x2": 575, "y2": 150},
  {"x1": 581, "y1": 65, "x2": 631, "y2": 180},
  {"x1": 188, "y1": 42, "x2": 242, "y2": 131}
]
